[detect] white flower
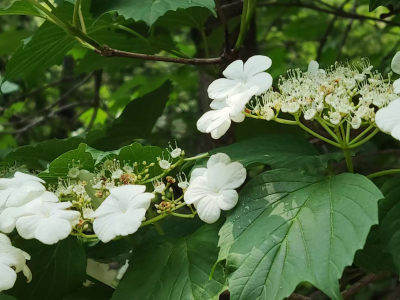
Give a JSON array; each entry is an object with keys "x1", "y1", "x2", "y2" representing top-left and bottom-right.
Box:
[
  {"x1": 184, "y1": 153, "x2": 246, "y2": 224},
  {"x1": 307, "y1": 60, "x2": 325, "y2": 76},
  {"x1": 177, "y1": 173, "x2": 189, "y2": 190},
  {"x1": 0, "y1": 172, "x2": 45, "y2": 209},
  {"x1": 93, "y1": 185, "x2": 154, "y2": 243},
  {"x1": 159, "y1": 159, "x2": 171, "y2": 170},
  {"x1": 83, "y1": 207, "x2": 95, "y2": 219},
  {"x1": 304, "y1": 108, "x2": 317, "y2": 120},
  {"x1": 207, "y1": 55, "x2": 273, "y2": 102},
  {"x1": 392, "y1": 52, "x2": 400, "y2": 94},
  {"x1": 0, "y1": 233, "x2": 31, "y2": 292},
  {"x1": 198, "y1": 55, "x2": 273, "y2": 139},
  {"x1": 153, "y1": 180, "x2": 165, "y2": 194},
  {"x1": 0, "y1": 173, "x2": 48, "y2": 234},
  {"x1": 376, "y1": 98, "x2": 400, "y2": 140},
  {"x1": 111, "y1": 169, "x2": 124, "y2": 180},
  {"x1": 15, "y1": 194, "x2": 80, "y2": 245}
]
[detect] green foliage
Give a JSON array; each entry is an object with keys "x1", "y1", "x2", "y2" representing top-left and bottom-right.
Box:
[
  {"x1": 39, "y1": 143, "x2": 94, "y2": 182},
  {"x1": 206, "y1": 134, "x2": 342, "y2": 174},
  {"x1": 112, "y1": 224, "x2": 226, "y2": 300},
  {"x1": 91, "y1": 0, "x2": 216, "y2": 26},
  {"x1": 88, "y1": 82, "x2": 172, "y2": 150},
  {"x1": 0, "y1": 1, "x2": 40, "y2": 17},
  {"x1": 369, "y1": 0, "x2": 400, "y2": 11},
  {"x1": 219, "y1": 169, "x2": 382, "y2": 300},
  {"x1": 10, "y1": 237, "x2": 87, "y2": 300}
]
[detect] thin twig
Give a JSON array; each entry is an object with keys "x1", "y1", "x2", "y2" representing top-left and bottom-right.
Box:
[
  {"x1": 342, "y1": 273, "x2": 385, "y2": 299},
  {"x1": 94, "y1": 46, "x2": 224, "y2": 65}
]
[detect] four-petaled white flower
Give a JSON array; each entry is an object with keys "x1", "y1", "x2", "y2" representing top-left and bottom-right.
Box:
[
  {"x1": 197, "y1": 55, "x2": 273, "y2": 139},
  {"x1": 375, "y1": 98, "x2": 400, "y2": 140},
  {"x1": 391, "y1": 52, "x2": 400, "y2": 94},
  {"x1": 0, "y1": 172, "x2": 46, "y2": 233},
  {"x1": 93, "y1": 185, "x2": 154, "y2": 243},
  {"x1": 0, "y1": 233, "x2": 32, "y2": 292},
  {"x1": 184, "y1": 153, "x2": 246, "y2": 224},
  {"x1": 15, "y1": 193, "x2": 80, "y2": 245}
]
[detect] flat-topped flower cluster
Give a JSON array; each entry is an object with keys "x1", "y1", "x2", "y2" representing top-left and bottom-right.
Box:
[{"x1": 251, "y1": 60, "x2": 397, "y2": 129}]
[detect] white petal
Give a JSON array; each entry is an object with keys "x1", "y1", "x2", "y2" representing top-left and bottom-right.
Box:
[
  {"x1": 0, "y1": 233, "x2": 11, "y2": 245},
  {"x1": 231, "y1": 112, "x2": 245, "y2": 123},
  {"x1": 218, "y1": 190, "x2": 239, "y2": 211},
  {"x1": 391, "y1": 125, "x2": 400, "y2": 141},
  {"x1": 210, "y1": 119, "x2": 231, "y2": 139},
  {"x1": 197, "y1": 109, "x2": 231, "y2": 134},
  {"x1": 392, "y1": 51, "x2": 400, "y2": 74},
  {"x1": 93, "y1": 196, "x2": 122, "y2": 218},
  {"x1": 109, "y1": 185, "x2": 146, "y2": 202},
  {"x1": 0, "y1": 264, "x2": 17, "y2": 291},
  {"x1": 33, "y1": 218, "x2": 73, "y2": 245},
  {"x1": 207, "y1": 78, "x2": 240, "y2": 100},
  {"x1": 207, "y1": 162, "x2": 246, "y2": 190},
  {"x1": 375, "y1": 99, "x2": 400, "y2": 134},
  {"x1": 222, "y1": 60, "x2": 244, "y2": 79},
  {"x1": 129, "y1": 193, "x2": 153, "y2": 210},
  {"x1": 184, "y1": 177, "x2": 210, "y2": 205},
  {"x1": 394, "y1": 79, "x2": 400, "y2": 94},
  {"x1": 244, "y1": 72, "x2": 273, "y2": 96},
  {"x1": 190, "y1": 168, "x2": 207, "y2": 180},
  {"x1": 207, "y1": 153, "x2": 231, "y2": 168},
  {"x1": 243, "y1": 55, "x2": 272, "y2": 77},
  {"x1": 307, "y1": 60, "x2": 319, "y2": 75},
  {"x1": 195, "y1": 196, "x2": 221, "y2": 224},
  {"x1": 15, "y1": 215, "x2": 42, "y2": 240},
  {"x1": 0, "y1": 206, "x2": 26, "y2": 233},
  {"x1": 210, "y1": 98, "x2": 228, "y2": 110}
]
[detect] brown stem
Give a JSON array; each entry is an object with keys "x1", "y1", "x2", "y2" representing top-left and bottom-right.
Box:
[{"x1": 94, "y1": 45, "x2": 224, "y2": 65}]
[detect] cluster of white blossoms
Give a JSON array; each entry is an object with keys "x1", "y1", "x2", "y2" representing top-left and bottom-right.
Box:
[
  {"x1": 0, "y1": 233, "x2": 31, "y2": 292},
  {"x1": 0, "y1": 172, "x2": 80, "y2": 244},
  {"x1": 252, "y1": 59, "x2": 397, "y2": 129},
  {"x1": 196, "y1": 53, "x2": 400, "y2": 144},
  {"x1": 197, "y1": 55, "x2": 273, "y2": 139}
]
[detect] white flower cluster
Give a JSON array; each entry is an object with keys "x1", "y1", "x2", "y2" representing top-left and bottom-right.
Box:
[
  {"x1": 197, "y1": 55, "x2": 273, "y2": 139},
  {"x1": 184, "y1": 153, "x2": 246, "y2": 224},
  {"x1": 0, "y1": 233, "x2": 31, "y2": 292},
  {"x1": 0, "y1": 172, "x2": 80, "y2": 245},
  {"x1": 252, "y1": 60, "x2": 397, "y2": 129}
]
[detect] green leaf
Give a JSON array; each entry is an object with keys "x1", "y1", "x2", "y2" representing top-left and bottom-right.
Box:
[
  {"x1": 10, "y1": 237, "x2": 87, "y2": 300},
  {"x1": 375, "y1": 176, "x2": 400, "y2": 271},
  {"x1": 219, "y1": 169, "x2": 382, "y2": 300},
  {"x1": 38, "y1": 143, "x2": 94, "y2": 182},
  {"x1": 1, "y1": 137, "x2": 85, "y2": 170},
  {"x1": 4, "y1": 3, "x2": 76, "y2": 80},
  {"x1": 91, "y1": 0, "x2": 215, "y2": 26},
  {"x1": 0, "y1": 294, "x2": 17, "y2": 300},
  {"x1": 112, "y1": 224, "x2": 226, "y2": 300},
  {"x1": 117, "y1": 142, "x2": 167, "y2": 178},
  {"x1": 0, "y1": 0, "x2": 41, "y2": 16},
  {"x1": 63, "y1": 284, "x2": 114, "y2": 300},
  {"x1": 88, "y1": 81, "x2": 172, "y2": 150},
  {"x1": 208, "y1": 134, "x2": 342, "y2": 172},
  {"x1": 0, "y1": 30, "x2": 31, "y2": 55},
  {"x1": 369, "y1": 0, "x2": 400, "y2": 11}
]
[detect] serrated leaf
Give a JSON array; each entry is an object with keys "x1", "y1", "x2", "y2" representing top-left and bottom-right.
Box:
[
  {"x1": 219, "y1": 169, "x2": 382, "y2": 300},
  {"x1": 4, "y1": 3, "x2": 77, "y2": 80},
  {"x1": 112, "y1": 224, "x2": 226, "y2": 300},
  {"x1": 1, "y1": 137, "x2": 85, "y2": 170},
  {"x1": 38, "y1": 143, "x2": 94, "y2": 182},
  {"x1": 91, "y1": 0, "x2": 215, "y2": 26},
  {"x1": 9, "y1": 237, "x2": 87, "y2": 300}
]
